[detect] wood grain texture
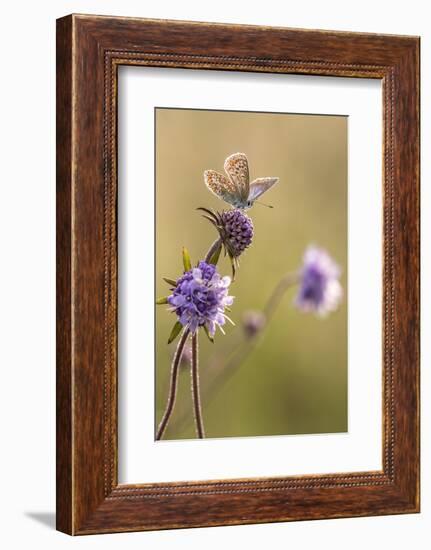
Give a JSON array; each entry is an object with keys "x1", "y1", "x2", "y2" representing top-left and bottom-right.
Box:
[
  {"x1": 56, "y1": 14, "x2": 420, "y2": 535},
  {"x1": 56, "y1": 15, "x2": 73, "y2": 535}
]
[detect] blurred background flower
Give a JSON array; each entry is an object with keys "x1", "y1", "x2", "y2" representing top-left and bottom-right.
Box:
[
  {"x1": 295, "y1": 246, "x2": 343, "y2": 316},
  {"x1": 242, "y1": 310, "x2": 266, "y2": 339}
]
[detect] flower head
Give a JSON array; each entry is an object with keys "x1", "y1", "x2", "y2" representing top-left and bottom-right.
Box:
[
  {"x1": 219, "y1": 209, "x2": 254, "y2": 258},
  {"x1": 168, "y1": 261, "x2": 234, "y2": 336},
  {"x1": 198, "y1": 207, "x2": 254, "y2": 278},
  {"x1": 295, "y1": 246, "x2": 343, "y2": 316}
]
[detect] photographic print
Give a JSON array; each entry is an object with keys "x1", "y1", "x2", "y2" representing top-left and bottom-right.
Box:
[{"x1": 155, "y1": 107, "x2": 348, "y2": 441}]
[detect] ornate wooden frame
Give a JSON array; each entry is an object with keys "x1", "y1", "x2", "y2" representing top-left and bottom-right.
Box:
[{"x1": 56, "y1": 14, "x2": 420, "y2": 534}]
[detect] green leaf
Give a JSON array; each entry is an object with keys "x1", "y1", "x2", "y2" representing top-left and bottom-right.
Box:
[
  {"x1": 167, "y1": 321, "x2": 183, "y2": 345},
  {"x1": 203, "y1": 324, "x2": 214, "y2": 343},
  {"x1": 156, "y1": 296, "x2": 169, "y2": 305},
  {"x1": 182, "y1": 247, "x2": 192, "y2": 272},
  {"x1": 163, "y1": 277, "x2": 177, "y2": 286},
  {"x1": 208, "y1": 240, "x2": 222, "y2": 266}
]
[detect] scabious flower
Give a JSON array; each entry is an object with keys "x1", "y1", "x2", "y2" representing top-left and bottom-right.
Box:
[
  {"x1": 168, "y1": 261, "x2": 234, "y2": 336},
  {"x1": 219, "y1": 209, "x2": 254, "y2": 258},
  {"x1": 295, "y1": 246, "x2": 343, "y2": 316},
  {"x1": 198, "y1": 207, "x2": 254, "y2": 277}
]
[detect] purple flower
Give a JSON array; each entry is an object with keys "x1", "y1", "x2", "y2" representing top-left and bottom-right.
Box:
[
  {"x1": 168, "y1": 261, "x2": 234, "y2": 336},
  {"x1": 295, "y1": 247, "x2": 343, "y2": 316},
  {"x1": 198, "y1": 207, "x2": 254, "y2": 277},
  {"x1": 219, "y1": 209, "x2": 254, "y2": 258}
]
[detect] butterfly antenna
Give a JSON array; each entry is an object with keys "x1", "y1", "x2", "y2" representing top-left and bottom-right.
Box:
[{"x1": 255, "y1": 200, "x2": 274, "y2": 209}]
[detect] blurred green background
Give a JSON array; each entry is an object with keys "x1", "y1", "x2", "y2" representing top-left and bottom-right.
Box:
[{"x1": 155, "y1": 107, "x2": 347, "y2": 440}]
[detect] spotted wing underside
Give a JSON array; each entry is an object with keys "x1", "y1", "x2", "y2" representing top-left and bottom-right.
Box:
[
  {"x1": 224, "y1": 153, "x2": 250, "y2": 202},
  {"x1": 204, "y1": 170, "x2": 239, "y2": 206}
]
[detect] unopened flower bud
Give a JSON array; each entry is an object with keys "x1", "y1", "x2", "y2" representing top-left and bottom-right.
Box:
[{"x1": 242, "y1": 310, "x2": 266, "y2": 339}]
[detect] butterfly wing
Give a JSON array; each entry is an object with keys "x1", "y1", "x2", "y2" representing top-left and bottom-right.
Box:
[
  {"x1": 224, "y1": 153, "x2": 250, "y2": 202},
  {"x1": 248, "y1": 177, "x2": 279, "y2": 202},
  {"x1": 204, "y1": 170, "x2": 240, "y2": 206}
]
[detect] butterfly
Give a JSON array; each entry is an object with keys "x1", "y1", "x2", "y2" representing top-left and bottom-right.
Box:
[{"x1": 204, "y1": 153, "x2": 279, "y2": 210}]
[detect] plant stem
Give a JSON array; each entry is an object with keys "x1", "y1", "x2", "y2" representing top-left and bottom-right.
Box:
[
  {"x1": 204, "y1": 238, "x2": 222, "y2": 263},
  {"x1": 169, "y1": 271, "x2": 299, "y2": 436},
  {"x1": 156, "y1": 328, "x2": 190, "y2": 440},
  {"x1": 190, "y1": 332, "x2": 205, "y2": 438},
  {"x1": 263, "y1": 271, "x2": 299, "y2": 318}
]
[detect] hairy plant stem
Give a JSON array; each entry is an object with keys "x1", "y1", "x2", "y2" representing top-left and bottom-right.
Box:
[
  {"x1": 204, "y1": 238, "x2": 222, "y2": 263},
  {"x1": 185, "y1": 236, "x2": 222, "y2": 439},
  {"x1": 190, "y1": 332, "x2": 205, "y2": 438},
  {"x1": 169, "y1": 271, "x2": 299, "y2": 436},
  {"x1": 156, "y1": 328, "x2": 190, "y2": 440}
]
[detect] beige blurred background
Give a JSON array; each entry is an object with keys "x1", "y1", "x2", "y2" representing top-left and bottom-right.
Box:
[{"x1": 155, "y1": 107, "x2": 347, "y2": 440}]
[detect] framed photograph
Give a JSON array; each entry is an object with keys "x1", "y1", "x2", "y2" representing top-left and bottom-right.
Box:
[{"x1": 56, "y1": 14, "x2": 420, "y2": 534}]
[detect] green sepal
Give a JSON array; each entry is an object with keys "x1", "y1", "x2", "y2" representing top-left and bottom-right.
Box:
[
  {"x1": 167, "y1": 321, "x2": 183, "y2": 345},
  {"x1": 201, "y1": 215, "x2": 220, "y2": 228},
  {"x1": 156, "y1": 296, "x2": 169, "y2": 305},
  {"x1": 203, "y1": 324, "x2": 214, "y2": 343},
  {"x1": 163, "y1": 277, "x2": 177, "y2": 286},
  {"x1": 182, "y1": 247, "x2": 192, "y2": 272},
  {"x1": 197, "y1": 207, "x2": 219, "y2": 222},
  {"x1": 208, "y1": 240, "x2": 222, "y2": 266}
]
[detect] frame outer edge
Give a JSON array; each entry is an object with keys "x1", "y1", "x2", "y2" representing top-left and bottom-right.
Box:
[
  {"x1": 56, "y1": 14, "x2": 74, "y2": 535},
  {"x1": 392, "y1": 38, "x2": 420, "y2": 510}
]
